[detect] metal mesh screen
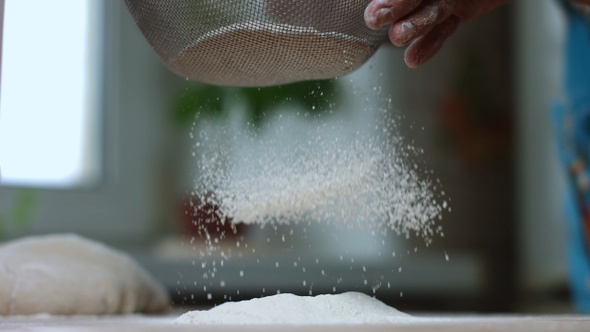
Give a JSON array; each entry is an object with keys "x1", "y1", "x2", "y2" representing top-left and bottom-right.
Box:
[{"x1": 124, "y1": 0, "x2": 388, "y2": 87}]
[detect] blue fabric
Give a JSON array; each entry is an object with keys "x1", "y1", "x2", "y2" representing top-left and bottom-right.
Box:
[
  {"x1": 564, "y1": 12, "x2": 590, "y2": 110},
  {"x1": 553, "y1": 9, "x2": 590, "y2": 313},
  {"x1": 566, "y1": 189, "x2": 590, "y2": 312}
]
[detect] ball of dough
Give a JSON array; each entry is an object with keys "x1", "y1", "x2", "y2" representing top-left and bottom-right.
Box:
[{"x1": 0, "y1": 234, "x2": 170, "y2": 315}]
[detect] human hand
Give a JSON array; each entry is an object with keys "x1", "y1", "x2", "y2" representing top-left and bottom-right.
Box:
[{"x1": 364, "y1": 0, "x2": 510, "y2": 68}]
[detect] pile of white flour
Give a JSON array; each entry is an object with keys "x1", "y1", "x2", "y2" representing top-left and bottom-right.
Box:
[{"x1": 175, "y1": 292, "x2": 413, "y2": 325}]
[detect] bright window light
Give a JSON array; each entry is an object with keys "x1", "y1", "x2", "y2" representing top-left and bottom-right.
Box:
[{"x1": 0, "y1": 0, "x2": 100, "y2": 188}]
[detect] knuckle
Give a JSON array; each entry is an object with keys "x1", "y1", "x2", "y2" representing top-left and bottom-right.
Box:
[{"x1": 433, "y1": 0, "x2": 456, "y2": 21}]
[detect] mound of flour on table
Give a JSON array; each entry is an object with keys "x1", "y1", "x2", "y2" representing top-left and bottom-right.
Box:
[{"x1": 175, "y1": 292, "x2": 411, "y2": 325}]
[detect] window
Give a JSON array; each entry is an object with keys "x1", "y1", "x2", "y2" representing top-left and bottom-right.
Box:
[
  {"x1": 0, "y1": 0, "x2": 99, "y2": 188},
  {"x1": 0, "y1": 0, "x2": 182, "y2": 242}
]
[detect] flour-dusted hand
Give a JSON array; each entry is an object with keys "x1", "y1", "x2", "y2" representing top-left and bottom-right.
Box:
[
  {"x1": 364, "y1": 0, "x2": 510, "y2": 68},
  {"x1": 0, "y1": 234, "x2": 170, "y2": 315}
]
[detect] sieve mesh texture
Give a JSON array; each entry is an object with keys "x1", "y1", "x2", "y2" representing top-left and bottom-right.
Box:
[{"x1": 124, "y1": 0, "x2": 388, "y2": 87}]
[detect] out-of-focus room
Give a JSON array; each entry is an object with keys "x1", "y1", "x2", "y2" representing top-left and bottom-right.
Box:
[{"x1": 0, "y1": 0, "x2": 580, "y2": 315}]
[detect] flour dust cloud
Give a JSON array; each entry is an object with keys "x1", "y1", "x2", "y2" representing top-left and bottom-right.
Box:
[
  {"x1": 192, "y1": 106, "x2": 443, "y2": 238},
  {"x1": 180, "y1": 77, "x2": 448, "y2": 302}
]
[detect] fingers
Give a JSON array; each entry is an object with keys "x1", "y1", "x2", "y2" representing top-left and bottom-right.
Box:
[
  {"x1": 365, "y1": 0, "x2": 510, "y2": 68},
  {"x1": 388, "y1": 0, "x2": 455, "y2": 46},
  {"x1": 365, "y1": 0, "x2": 455, "y2": 31},
  {"x1": 364, "y1": 0, "x2": 458, "y2": 68},
  {"x1": 403, "y1": 15, "x2": 460, "y2": 68},
  {"x1": 364, "y1": 0, "x2": 423, "y2": 30}
]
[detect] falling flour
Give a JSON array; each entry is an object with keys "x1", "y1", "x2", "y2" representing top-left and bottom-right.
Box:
[
  {"x1": 184, "y1": 76, "x2": 447, "y2": 302},
  {"x1": 191, "y1": 104, "x2": 444, "y2": 242},
  {"x1": 175, "y1": 292, "x2": 413, "y2": 325}
]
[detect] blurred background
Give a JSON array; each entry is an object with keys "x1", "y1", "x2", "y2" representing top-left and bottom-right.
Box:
[{"x1": 0, "y1": 0, "x2": 572, "y2": 312}]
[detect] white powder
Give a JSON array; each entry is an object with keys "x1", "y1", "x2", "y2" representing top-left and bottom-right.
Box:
[
  {"x1": 175, "y1": 292, "x2": 413, "y2": 325},
  {"x1": 192, "y1": 105, "x2": 444, "y2": 242},
  {"x1": 186, "y1": 82, "x2": 447, "y2": 299}
]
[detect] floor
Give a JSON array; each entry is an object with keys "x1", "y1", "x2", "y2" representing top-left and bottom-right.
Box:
[{"x1": 1, "y1": 314, "x2": 590, "y2": 332}]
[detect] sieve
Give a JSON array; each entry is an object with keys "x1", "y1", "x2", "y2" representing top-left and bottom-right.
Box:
[{"x1": 124, "y1": 0, "x2": 388, "y2": 87}]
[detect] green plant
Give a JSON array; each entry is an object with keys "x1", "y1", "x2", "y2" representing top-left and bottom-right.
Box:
[
  {"x1": 173, "y1": 79, "x2": 341, "y2": 127},
  {"x1": 0, "y1": 189, "x2": 37, "y2": 239}
]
